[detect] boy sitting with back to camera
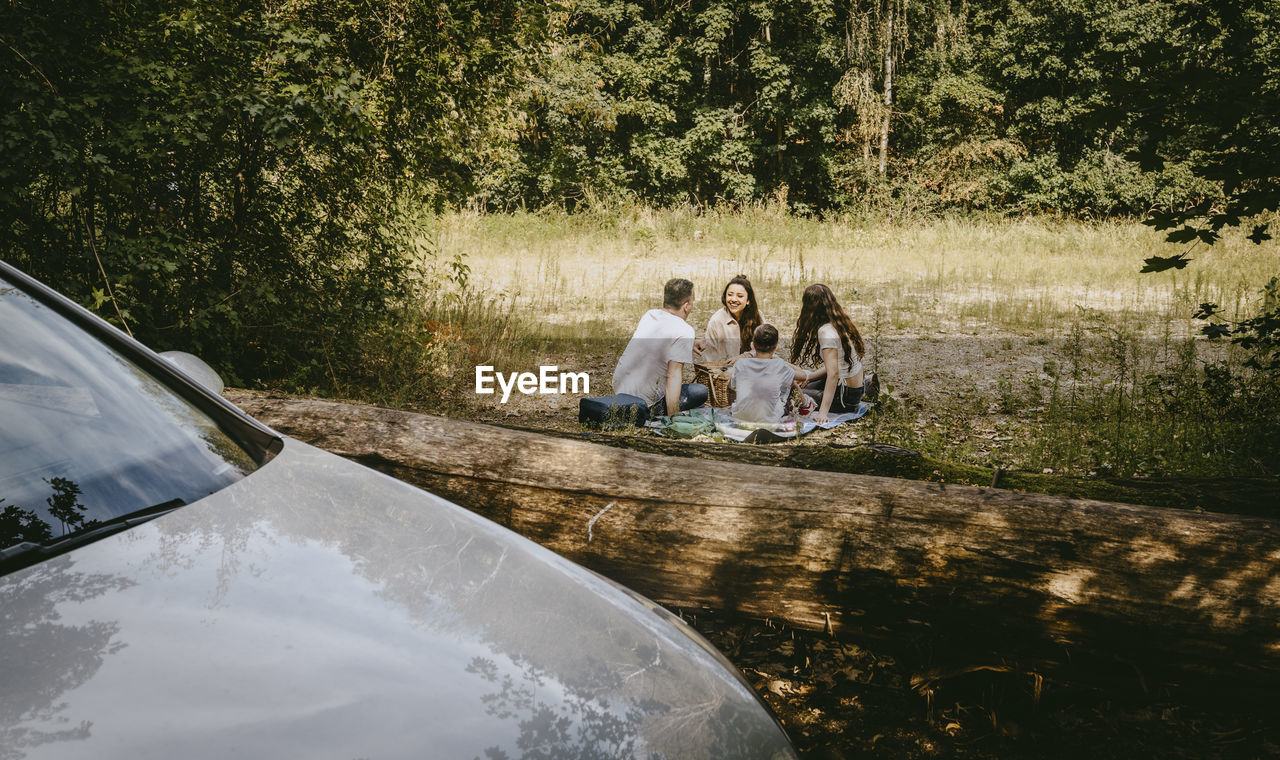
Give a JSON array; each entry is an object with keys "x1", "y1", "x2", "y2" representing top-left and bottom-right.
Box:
[{"x1": 729, "y1": 324, "x2": 821, "y2": 425}]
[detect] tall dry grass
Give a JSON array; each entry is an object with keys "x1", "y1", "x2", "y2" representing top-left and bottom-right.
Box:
[{"x1": 431, "y1": 205, "x2": 1271, "y2": 337}]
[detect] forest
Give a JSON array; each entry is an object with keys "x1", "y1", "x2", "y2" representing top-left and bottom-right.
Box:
[{"x1": 2, "y1": 0, "x2": 1277, "y2": 388}]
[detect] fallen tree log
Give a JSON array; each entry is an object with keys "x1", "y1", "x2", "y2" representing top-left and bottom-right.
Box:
[
  {"x1": 510, "y1": 425, "x2": 1280, "y2": 518},
  {"x1": 227, "y1": 391, "x2": 1280, "y2": 687}
]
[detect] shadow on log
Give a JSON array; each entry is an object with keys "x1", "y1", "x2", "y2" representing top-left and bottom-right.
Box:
[{"x1": 227, "y1": 390, "x2": 1280, "y2": 689}]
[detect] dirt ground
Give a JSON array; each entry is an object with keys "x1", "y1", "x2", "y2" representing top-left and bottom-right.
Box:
[
  {"x1": 467, "y1": 328, "x2": 1067, "y2": 476},
  {"x1": 469, "y1": 328, "x2": 1044, "y2": 427},
  {"x1": 456, "y1": 329, "x2": 1277, "y2": 759}
]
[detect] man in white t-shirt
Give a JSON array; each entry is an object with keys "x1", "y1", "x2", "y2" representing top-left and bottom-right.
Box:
[{"x1": 612, "y1": 278, "x2": 709, "y2": 416}]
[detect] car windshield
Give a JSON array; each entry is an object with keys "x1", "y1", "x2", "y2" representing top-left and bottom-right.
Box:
[{"x1": 0, "y1": 275, "x2": 257, "y2": 562}]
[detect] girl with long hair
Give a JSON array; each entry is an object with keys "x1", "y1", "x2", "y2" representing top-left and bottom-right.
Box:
[
  {"x1": 696, "y1": 275, "x2": 764, "y2": 363},
  {"x1": 790, "y1": 283, "x2": 872, "y2": 423}
]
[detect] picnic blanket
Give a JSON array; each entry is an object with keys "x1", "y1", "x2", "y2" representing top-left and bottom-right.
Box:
[{"x1": 648, "y1": 403, "x2": 871, "y2": 443}]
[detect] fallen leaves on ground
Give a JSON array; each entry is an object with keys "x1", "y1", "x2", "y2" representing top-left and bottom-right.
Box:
[{"x1": 679, "y1": 609, "x2": 1279, "y2": 759}]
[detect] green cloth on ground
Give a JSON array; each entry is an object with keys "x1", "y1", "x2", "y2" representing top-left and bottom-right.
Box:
[{"x1": 656, "y1": 408, "x2": 718, "y2": 438}]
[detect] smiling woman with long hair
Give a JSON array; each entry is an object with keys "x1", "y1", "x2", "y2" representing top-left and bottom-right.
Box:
[
  {"x1": 790, "y1": 284, "x2": 869, "y2": 423},
  {"x1": 697, "y1": 275, "x2": 764, "y2": 363}
]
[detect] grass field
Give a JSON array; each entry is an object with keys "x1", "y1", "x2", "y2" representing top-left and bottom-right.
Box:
[{"x1": 384, "y1": 206, "x2": 1278, "y2": 481}]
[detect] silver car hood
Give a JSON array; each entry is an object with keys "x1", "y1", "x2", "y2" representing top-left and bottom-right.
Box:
[{"x1": 1, "y1": 439, "x2": 794, "y2": 760}]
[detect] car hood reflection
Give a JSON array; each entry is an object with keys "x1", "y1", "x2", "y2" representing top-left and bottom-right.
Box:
[{"x1": 0, "y1": 439, "x2": 794, "y2": 759}]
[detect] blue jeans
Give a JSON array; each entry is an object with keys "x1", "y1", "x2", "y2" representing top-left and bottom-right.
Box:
[{"x1": 653, "y1": 382, "x2": 709, "y2": 416}]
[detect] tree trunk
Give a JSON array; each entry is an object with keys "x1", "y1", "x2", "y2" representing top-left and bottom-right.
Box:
[
  {"x1": 505, "y1": 424, "x2": 1280, "y2": 518},
  {"x1": 704, "y1": 55, "x2": 711, "y2": 103},
  {"x1": 226, "y1": 391, "x2": 1280, "y2": 687},
  {"x1": 777, "y1": 119, "x2": 783, "y2": 175},
  {"x1": 878, "y1": 16, "x2": 893, "y2": 176}
]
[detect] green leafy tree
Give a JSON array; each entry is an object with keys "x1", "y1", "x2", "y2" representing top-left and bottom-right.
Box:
[
  {"x1": 1, "y1": 0, "x2": 525, "y2": 387},
  {"x1": 1130, "y1": 0, "x2": 1280, "y2": 265},
  {"x1": 1122, "y1": 0, "x2": 1279, "y2": 372}
]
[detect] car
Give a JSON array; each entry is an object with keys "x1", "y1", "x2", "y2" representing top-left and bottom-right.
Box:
[{"x1": 0, "y1": 259, "x2": 798, "y2": 760}]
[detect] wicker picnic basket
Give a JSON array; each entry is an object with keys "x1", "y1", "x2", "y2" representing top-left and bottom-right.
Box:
[{"x1": 693, "y1": 362, "x2": 736, "y2": 408}]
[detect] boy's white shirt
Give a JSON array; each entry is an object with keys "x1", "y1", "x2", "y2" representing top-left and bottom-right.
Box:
[{"x1": 729, "y1": 355, "x2": 796, "y2": 423}]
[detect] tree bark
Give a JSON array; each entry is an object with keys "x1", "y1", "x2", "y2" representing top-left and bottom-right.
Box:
[
  {"x1": 226, "y1": 391, "x2": 1280, "y2": 687},
  {"x1": 878, "y1": 15, "x2": 893, "y2": 175},
  {"x1": 508, "y1": 425, "x2": 1280, "y2": 518}
]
